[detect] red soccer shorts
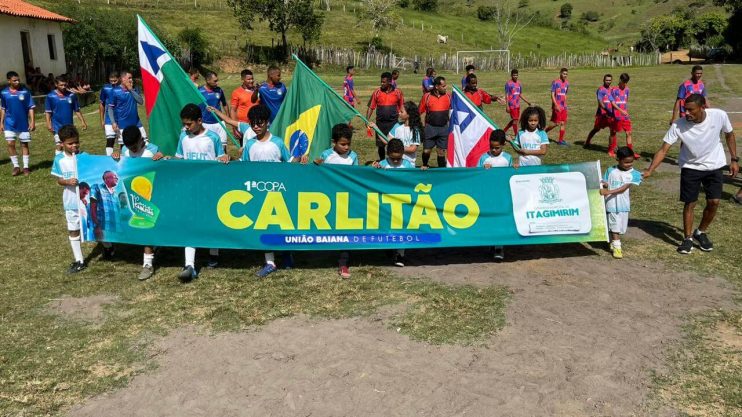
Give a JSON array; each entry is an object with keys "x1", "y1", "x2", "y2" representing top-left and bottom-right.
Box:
[
  {"x1": 613, "y1": 119, "x2": 632, "y2": 132},
  {"x1": 593, "y1": 115, "x2": 614, "y2": 130},
  {"x1": 508, "y1": 107, "x2": 520, "y2": 121},
  {"x1": 551, "y1": 108, "x2": 568, "y2": 123}
]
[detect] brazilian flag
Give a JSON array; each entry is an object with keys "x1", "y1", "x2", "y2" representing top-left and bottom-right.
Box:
[{"x1": 272, "y1": 56, "x2": 374, "y2": 161}]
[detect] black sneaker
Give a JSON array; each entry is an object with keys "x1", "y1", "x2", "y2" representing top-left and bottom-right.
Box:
[
  {"x1": 677, "y1": 238, "x2": 694, "y2": 254},
  {"x1": 178, "y1": 265, "x2": 198, "y2": 282},
  {"x1": 493, "y1": 246, "x2": 505, "y2": 261},
  {"x1": 393, "y1": 254, "x2": 406, "y2": 267},
  {"x1": 102, "y1": 245, "x2": 115, "y2": 260},
  {"x1": 206, "y1": 254, "x2": 219, "y2": 268},
  {"x1": 693, "y1": 229, "x2": 713, "y2": 252},
  {"x1": 67, "y1": 261, "x2": 86, "y2": 274}
]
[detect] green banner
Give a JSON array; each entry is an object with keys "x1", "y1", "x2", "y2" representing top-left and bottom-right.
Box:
[{"x1": 75, "y1": 155, "x2": 608, "y2": 250}]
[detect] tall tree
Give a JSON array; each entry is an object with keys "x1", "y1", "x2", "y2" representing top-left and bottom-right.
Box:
[
  {"x1": 228, "y1": 0, "x2": 324, "y2": 58},
  {"x1": 357, "y1": 0, "x2": 400, "y2": 48}
]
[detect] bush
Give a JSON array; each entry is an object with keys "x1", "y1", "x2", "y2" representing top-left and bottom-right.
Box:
[
  {"x1": 477, "y1": 5, "x2": 496, "y2": 20},
  {"x1": 398, "y1": 0, "x2": 410, "y2": 7},
  {"x1": 413, "y1": 0, "x2": 438, "y2": 11},
  {"x1": 560, "y1": 3, "x2": 573, "y2": 18},
  {"x1": 581, "y1": 10, "x2": 600, "y2": 22},
  {"x1": 177, "y1": 27, "x2": 213, "y2": 68}
]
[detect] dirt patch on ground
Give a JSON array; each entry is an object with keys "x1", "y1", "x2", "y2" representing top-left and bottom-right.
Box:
[
  {"x1": 67, "y1": 254, "x2": 736, "y2": 417},
  {"x1": 48, "y1": 295, "x2": 118, "y2": 324}
]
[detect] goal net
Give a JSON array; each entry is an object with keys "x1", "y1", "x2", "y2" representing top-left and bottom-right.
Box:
[{"x1": 456, "y1": 50, "x2": 510, "y2": 74}]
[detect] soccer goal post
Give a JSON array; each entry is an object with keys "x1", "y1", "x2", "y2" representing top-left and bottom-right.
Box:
[{"x1": 456, "y1": 50, "x2": 510, "y2": 74}]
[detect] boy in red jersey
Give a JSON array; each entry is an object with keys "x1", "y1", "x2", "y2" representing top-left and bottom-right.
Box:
[
  {"x1": 502, "y1": 69, "x2": 531, "y2": 136},
  {"x1": 584, "y1": 74, "x2": 615, "y2": 151},
  {"x1": 545, "y1": 68, "x2": 569, "y2": 145},
  {"x1": 610, "y1": 73, "x2": 639, "y2": 158}
]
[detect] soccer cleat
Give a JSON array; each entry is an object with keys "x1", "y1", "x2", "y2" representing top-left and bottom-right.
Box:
[
  {"x1": 67, "y1": 261, "x2": 86, "y2": 274},
  {"x1": 393, "y1": 254, "x2": 406, "y2": 267},
  {"x1": 677, "y1": 238, "x2": 694, "y2": 254},
  {"x1": 102, "y1": 246, "x2": 115, "y2": 260},
  {"x1": 11, "y1": 167, "x2": 21, "y2": 176},
  {"x1": 493, "y1": 246, "x2": 505, "y2": 261},
  {"x1": 693, "y1": 229, "x2": 713, "y2": 252},
  {"x1": 338, "y1": 265, "x2": 351, "y2": 279},
  {"x1": 206, "y1": 254, "x2": 219, "y2": 268},
  {"x1": 178, "y1": 265, "x2": 197, "y2": 282},
  {"x1": 557, "y1": 141, "x2": 569, "y2": 146},
  {"x1": 138, "y1": 265, "x2": 154, "y2": 281},
  {"x1": 256, "y1": 263, "x2": 277, "y2": 278},
  {"x1": 612, "y1": 246, "x2": 623, "y2": 259},
  {"x1": 23, "y1": 168, "x2": 30, "y2": 176}
]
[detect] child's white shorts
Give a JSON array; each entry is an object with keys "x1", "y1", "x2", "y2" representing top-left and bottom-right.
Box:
[
  {"x1": 204, "y1": 122, "x2": 228, "y2": 146},
  {"x1": 104, "y1": 124, "x2": 116, "y2": 139},
  {"x1": 607, "y1": 212, "x2": 629, "y2": 234},
  {"x1": 4, "y1": 131, "x2": 31, "y2": 142},
  {"x1": 65, "y1": 210, "x2": 81, "y2": 232}
]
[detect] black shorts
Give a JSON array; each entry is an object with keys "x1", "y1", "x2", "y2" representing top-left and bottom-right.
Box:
[
  {"x1": 423, "y1": 125, "x2": 449, "y2": 150},
  {"x1": 376, "y1": 120, "x2": 397, "y2": 147},
  {"x1": 679, "y1": 168, "x2": 723, "y2": 203}
]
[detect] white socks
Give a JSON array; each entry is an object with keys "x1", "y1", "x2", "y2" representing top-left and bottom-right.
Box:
[
  {"x1": 105, "y1": 147, "x2": 114, "y2": 156},
  {"x1": 22, "y1": 155, "x2": 29, "y2": 168},
  {"x1": 143, "y1": 253, "x2": 154, "y2": 268},
  {"x1": 265, "y1": 252, "x2": 275, "y2": 265},
  {"x1": 10, "y1": 155, "x2": 18, "y2": 168},
  {"x1": 69, "y1": 236, "x2": 84, "y2": 263},
  {"x1": 611, "y1": 240, "x2": 622, "y2": 248},
  {"x1": 185, "y1": 247, "x2": 196, "y2": 267}
]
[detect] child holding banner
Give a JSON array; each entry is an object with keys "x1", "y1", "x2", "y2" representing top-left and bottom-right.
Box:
[
  {"x1": 478, "y1": 130, "x2": 513, "y2": 261},
  {"x1": 240, "y1": 104, "x2": 292, "y2": 278},
  {"x1": 51, "y1": 125, "x2": 87, "y2": 274},
  {"x1": 174, "y1": 104, "x2": 229, "y2": 282},
  {"x1": 601, "y1": 147, "x2": 642, "y2": 259},
  {"x1": 513, "y1": 106, "x2": 549, "y2": 167},
  {"x1": 373, "y1": 139, "x2": 414, "y2": 267},
  {"x1": 315, "y1": 124, "x2": 359, "y2": 279},
  {"x1": 112, "y1": 126, "x2": 163, "y2": 281}
]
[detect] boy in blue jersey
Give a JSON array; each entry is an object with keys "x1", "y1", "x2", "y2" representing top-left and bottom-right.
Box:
[
  {"x1": 111, "y1": 126, "x2": 162, "y2": 280},
  {"x1": 1, "y1": 71, "x2": 35, "y2": 176},
  {"x1": 51, "y1": 125, "x2": 87, "y2": 273},
  {"x1": 46, "y1": 76, "x2": 88, "y2": 155},
  {"x1": 108, "y1": 71, "x2": 146, "y2": 153},
  {"x1": 601, "y1": 147, "x2": 642, "y2": 259},
  {"x1": 477, "y1": 130, "x2": 513, "y2": 260},
  {"x1": 315, "y1": 124, "x2": 359, "y2": 278},
  {"x1": 99, "y1": 71, "x2": 120, "y2": 156},
  {"x1": 373, "y1": 138, "x2": 414, "y2": 267},
  {"x1": 199, "y1": 71, "x2": 230, "y2": 152},
  {"x1": 251, "y1": 65, "x2": 287, "y2": 123},
  {"x1": 174, "y1": 104, "x2": 229, "y2": 282},
  {"x1": 241, "y1": 104, "x2": 293, "y2": 278}
]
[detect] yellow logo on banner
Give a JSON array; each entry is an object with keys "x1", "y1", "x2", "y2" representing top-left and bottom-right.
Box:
[{"x1": 283, "y1": 105, "x2": 321, "y2": 157}]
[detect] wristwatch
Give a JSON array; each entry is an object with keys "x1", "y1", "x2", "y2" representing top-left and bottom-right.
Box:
[{"x1": 732, "y1": 156, "x2": 740, "y2": 163}]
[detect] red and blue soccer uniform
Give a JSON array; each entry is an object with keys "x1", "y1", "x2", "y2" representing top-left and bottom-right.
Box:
[
  {"x1": 505, "y1": 80, "x2": 523, "y2": 120},
  {"x1": 45, "y1": 90, "x2": 80, "y2": 133},
  {"x1": 677, "y1": 79, "x2": 705, "y2": 117},
  {"x1": 593, "y1": 85, "x2": 614, "y2": 130},
  {"x1": 343, "y1": 75, "x2": 355, "y2": 104},
  {"x1": 1, "y1": 87, "x2": 35, "y2": 133},
  {"x1": 257, "y1": 81, "x2": 287, "y2": 123},
  {"x1": 550, "y1": 79, "x2": 569, "y2": 123},
  {"x1": 611, "y1": 86, "x2": 631, "y2": 132},
  {"x1": 198, "y1": 85, "x2": 227, "y2": 124},
  {"x1": 422, "y1": 76, "x2": 434, "y2": 94}
]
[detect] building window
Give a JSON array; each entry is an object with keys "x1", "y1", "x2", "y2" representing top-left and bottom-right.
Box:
[{"x1": 47, "y1": 34, "x2": 57, "y2": 60}]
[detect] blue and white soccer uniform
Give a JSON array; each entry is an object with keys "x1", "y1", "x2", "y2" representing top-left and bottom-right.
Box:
[
  {"x1": 51, "y1": 152, "x2": 86, "y2": 231},
  {"x1": 603, "y1": 166, "x2": 642, "y2": 234},
  {"x1": 199, "y1": 86, "x2": 229, "y2": 146},
  {"x1": 514, "y1": 129, "x2": 549, "y2": 166},
  {"x1": 318, "y1": 148, "x2": 359, "y2": 165},
  {"x1": 237, "y1": 122, "x2": 258, "y2": 142},
  {"x1": 46, "y1": 91, "x2": 80, "y2": 143},
  {"x1": 256, "y1": 82, "x2": 287, "y2": 123},
  {"x1": 123, "y1": 142, "x2": 159, "y2": 158},
  {"x1": 175, "y1": 129, "x2": 224, "y2": 161},
  {"x1": 1, "y1": 87, "x2": 35, "y2": 142},
  {"x1": 389, "y1": 123, "x2": 421, "y2": 164},
  {"x1": 379, "y1": 158, "x2": 414, "y2": 169},
  {"x1": 109, "y1": 86, "x2": 146, "y2": 144},
  {"x1": 241, "y1": 134, "x2": 290, "y2": 162},
  {"x1": 477, "y1": 151, "x2": 513, "y2": 168},
  {"x1": 99, "y1": 83, "x2": 118, "y2": 139}
]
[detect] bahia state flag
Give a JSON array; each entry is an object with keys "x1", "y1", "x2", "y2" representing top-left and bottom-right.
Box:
[
  {"x1": 271, "y1": 56, "x2": 361, "y2": 162},
  {"x1": 138, "y1": 16, "x2": 204, "y2": 156},
  {"x1": 447, "y1": 86, "x2": 499, "y2": 167}
]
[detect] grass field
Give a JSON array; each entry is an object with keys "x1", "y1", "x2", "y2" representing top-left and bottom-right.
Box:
[{"x1": 0, "y1": 64, "x2": 740, "y2": 415}]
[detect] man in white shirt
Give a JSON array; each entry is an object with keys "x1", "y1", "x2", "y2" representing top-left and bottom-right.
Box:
[{"x1": 643, "y1": 94, "x2": 738, "y2": 254}]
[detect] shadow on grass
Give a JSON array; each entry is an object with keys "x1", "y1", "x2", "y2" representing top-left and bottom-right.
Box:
[{"x1": 629, "y1": 218, "x2": 684, "y2": 245}]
